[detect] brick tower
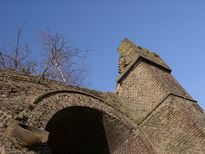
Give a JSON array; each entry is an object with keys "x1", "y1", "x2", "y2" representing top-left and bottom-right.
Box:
[
  {"x1": 0, "y1": 38, "x2": 205, "y2": 153},
  {"x1": 115, "y1": 38, "x2": 205, "y2": 153}
]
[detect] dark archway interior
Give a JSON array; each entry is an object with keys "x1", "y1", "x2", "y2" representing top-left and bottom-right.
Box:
[{"x1": 45, "y1": 106, "x2": 110, "y2": 154}]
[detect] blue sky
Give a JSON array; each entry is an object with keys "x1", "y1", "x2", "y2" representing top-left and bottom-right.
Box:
[{"x1": 0, "y1": 1, "x2": 205, "y2": 109}]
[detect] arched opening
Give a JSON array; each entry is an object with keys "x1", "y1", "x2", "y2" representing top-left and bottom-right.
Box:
[{"x1": 45, "y1": 106, "x2": 110, "y2": 154}]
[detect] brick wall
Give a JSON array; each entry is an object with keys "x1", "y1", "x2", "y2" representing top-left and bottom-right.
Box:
[
  {"x1": 141, "y1": 95, "x2": 205, "y2": 153},
  {"x1": 0, "y1": 69, "x2": 155, "y2": 153},
  {"x1": 116, "y1": 39, "x2": 205, "y2": 153},
  {"x1": 1, "y1": 38, "x2": 205, "y2": 153},
  {"x1": 116, "y1": 61, "x2": 170, "y2": 123}
]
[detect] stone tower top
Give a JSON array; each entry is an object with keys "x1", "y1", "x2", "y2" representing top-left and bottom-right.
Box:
[{"x1": 117, "y1": 38, "x2": 171, "y2": 82}]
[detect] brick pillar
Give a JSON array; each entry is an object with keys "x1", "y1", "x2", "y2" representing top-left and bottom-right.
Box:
[{"x1": 115, "y1": 38, "x2": 192, "y2": 123}]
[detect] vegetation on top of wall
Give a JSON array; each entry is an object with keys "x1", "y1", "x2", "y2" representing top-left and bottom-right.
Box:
[{"x1": 0, "y1": 26, "x2": 89, "y2": 86}]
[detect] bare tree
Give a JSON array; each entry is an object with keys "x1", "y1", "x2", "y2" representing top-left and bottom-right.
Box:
[
  {"x1": 0, "y1": 26, "x2": 36, "y2": 74},
  {"x1": 0, "y1": 27, "x2": 88, "y2": 86},
  {"x1": 39, "y1": 29, "x2": 88, "y2": 85}
]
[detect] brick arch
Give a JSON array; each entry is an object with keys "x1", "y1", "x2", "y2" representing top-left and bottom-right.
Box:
[
  {"x1": 22, "y1": 90, "x2": 155, "y2": 153},
  {"x1": 25, "y1": 90, "x2": 136, "y2": 129}
]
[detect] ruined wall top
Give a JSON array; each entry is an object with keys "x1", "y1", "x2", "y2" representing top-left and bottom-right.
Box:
[{"x1": 117, "y1": 38, "x2": 171, "y2": 82}]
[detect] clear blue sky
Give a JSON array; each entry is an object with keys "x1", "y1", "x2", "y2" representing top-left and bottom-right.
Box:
[{"x1": 0, "y1": 1, "x2": 205, "y2": 109}]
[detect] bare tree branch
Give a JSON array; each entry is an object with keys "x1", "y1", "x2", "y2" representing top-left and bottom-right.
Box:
[
  {"x1": 39, "y1": 29, "x2": 88, "y2": 85},
  {"x1": 0, "y1": 27, "x2": 88, "y2": 86},
  {"x1": 0, "y1": 26, "x2": 36, "y2": 74}
]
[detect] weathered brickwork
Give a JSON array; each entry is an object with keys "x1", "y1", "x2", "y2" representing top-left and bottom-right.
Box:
[
  {"x1": 116, "y1": 61, "x2": 170, "y2": 123},
  {"x1": 0, "y1": 70, "x2": 155, "y2": 153},
  {"x1": 0, "y1": 110, "x2": 11, "y2": 130},
  {"x1": 116, "y1": 60, "x2": 195, "y2": 123},
  {"x1": 22, "y1": 92, "x2": 133, "y2": 128},
  {"x1": 141, "y1": 95, "x2": 205, "y2": 153},
  {"x1": 103, "y1": 114, "x2": 154, "y2": 153},
  {"x1": 118, "y1": 38, "x2": 170, "y2": 74},
  {"x1": 0, "y1": 38, "x2": 205, "y2": 153},
  {"x1": 22, "y1": 91, "x2": 154, "y2": 153},
  {"x1": 149, "y1": 64, "x2": 192, "y2": 99},
  {"x1": 115, "y1": 38, "x2": 205, "y2": 153}
]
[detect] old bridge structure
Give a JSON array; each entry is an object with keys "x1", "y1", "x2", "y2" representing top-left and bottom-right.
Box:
[{"x1": 0, "y1": 39, "x2": 205, "y2": 153}]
